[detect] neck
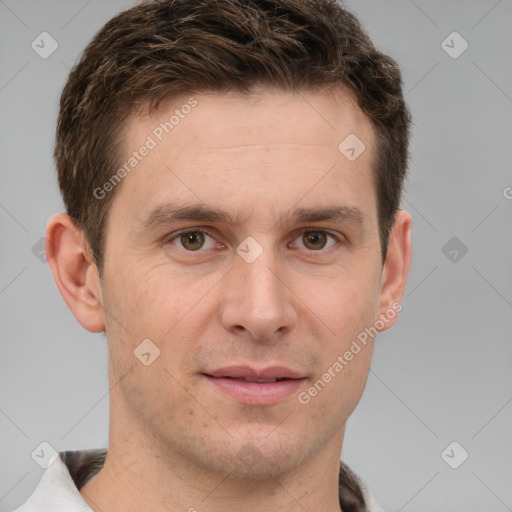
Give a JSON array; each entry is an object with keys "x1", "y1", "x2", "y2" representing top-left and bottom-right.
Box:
[{"x1": 80, "y1": 447, "x2": 343, "y2": 512}]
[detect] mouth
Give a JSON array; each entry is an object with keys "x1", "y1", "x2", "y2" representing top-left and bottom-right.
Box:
[
  {"x1": 202, "y1": 365, "x2": 307, "y2": 405},
  {"x1": 205, "y1": 376, "x2": 289, "y2": 383}
]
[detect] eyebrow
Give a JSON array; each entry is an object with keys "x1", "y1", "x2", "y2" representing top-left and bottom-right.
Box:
[{"x1": 135, "y1": 203, "x2": 364, "y2": 233}]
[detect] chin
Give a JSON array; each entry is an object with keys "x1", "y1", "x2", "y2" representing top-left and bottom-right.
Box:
[{"x1": 191, "y1": 430, "x2": 312, "y2": 481}]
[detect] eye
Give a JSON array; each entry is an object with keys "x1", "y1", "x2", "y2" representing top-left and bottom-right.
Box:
[
  {"x1": 169, "y1": 230, "x2": 218, "y2": 251},
  {"x1": 291, "y1": 230, "x2": 339, "y2": 251},
  {"x1": 168, "y1": 229, "x2": 339, "y2": 253}
]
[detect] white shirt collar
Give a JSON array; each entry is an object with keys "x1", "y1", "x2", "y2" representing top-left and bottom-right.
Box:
[{"x1": 13, "y1": 454, "x2": 92, "y2": 512}]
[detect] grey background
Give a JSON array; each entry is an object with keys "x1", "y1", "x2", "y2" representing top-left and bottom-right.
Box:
[{"x1": 1, "y1": 1, "x2": 511, "y2": 510}]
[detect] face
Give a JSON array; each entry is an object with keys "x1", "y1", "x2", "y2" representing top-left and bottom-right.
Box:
[{"x1": 98, "y1": 88, "x2": 389, "y2": 478}]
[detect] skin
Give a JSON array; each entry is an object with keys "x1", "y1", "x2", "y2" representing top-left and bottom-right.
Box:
[{"x1": 47, "y1": 87, "x2": 411, "y2": 512}]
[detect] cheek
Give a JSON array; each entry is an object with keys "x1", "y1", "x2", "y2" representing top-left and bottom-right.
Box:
[
  {"x1": 105, "y1": 264, "x2": 218, "y2": 377},
  {"x1": 301, "y1": 331, "x2": 375, "y2": 431},
  {"x1": 106, "y1": 261, "x2": 192, "y2": 338},
  {"x1": 300, "y1": 261, "x2": 380, "y2": 407},
  {"x1": 307, "y1": 263, "x2": 381, "y2": 340},
  {"x1": 98, "y1": 263, "x2": 174, "y2": 380}
]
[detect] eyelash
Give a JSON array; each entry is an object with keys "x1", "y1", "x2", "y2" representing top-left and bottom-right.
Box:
[{"x1": 167, "y1": 228, "x2": 342, "y2": 253}]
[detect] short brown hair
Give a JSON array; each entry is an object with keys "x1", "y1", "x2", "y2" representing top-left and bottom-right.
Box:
[{"x1": 55, "y1": 0, "x2": 411, "y2": 270}]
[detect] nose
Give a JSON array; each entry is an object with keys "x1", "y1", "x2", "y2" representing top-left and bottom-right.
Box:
[{"x1": 219, "y1": 244, "x2": 298, "y2": 341}]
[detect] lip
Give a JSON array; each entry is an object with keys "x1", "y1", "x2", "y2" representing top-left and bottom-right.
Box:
[
  {"x1": 203, "y1": 365, "x2": 306, "y2": 405},
  {"x1": 206, "y1": 365, "x2": 304, "y2": 380}
]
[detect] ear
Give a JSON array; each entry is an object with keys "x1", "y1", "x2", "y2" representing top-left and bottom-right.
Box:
[
  {"x1": 45, "y1": 213, "x2": 105, "y2": 333},
  {"x1": 376, "y1": 209, "x2": 412, "y2": 332}
]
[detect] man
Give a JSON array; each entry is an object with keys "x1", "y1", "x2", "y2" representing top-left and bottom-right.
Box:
[{"x1": 14, "y1": 0, "x2": 411, "y2": 511}]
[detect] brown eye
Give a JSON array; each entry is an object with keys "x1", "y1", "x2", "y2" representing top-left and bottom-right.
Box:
[
  {"x1": 291, "y1": 230, "x2": 338, "y2": 252},
  {"x1": 302, "y1": 231, "x2": 328, "y2": 250},
  {"x1": 169, "y1": 229, "x2": 219, "y2": 252},
  {"x1": 179, "y1": 231, "x2": 206, "y2": 251}
]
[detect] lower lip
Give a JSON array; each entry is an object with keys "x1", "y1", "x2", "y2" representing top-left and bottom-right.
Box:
[{"x1": 204, "y1": 375, "x2": 306, "y2": 405}]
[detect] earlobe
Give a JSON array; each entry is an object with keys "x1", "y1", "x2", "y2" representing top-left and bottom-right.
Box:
[
  {"x1": 376, "y1": 209, "x2": 412, "y2": 332},
  {"x1": 46, "y1": 213, "x2": 105, "y2": 333}
]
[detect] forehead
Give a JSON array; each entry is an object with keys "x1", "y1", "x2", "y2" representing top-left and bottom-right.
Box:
[
  {"x1": 111, "y1": 87, "x2": 378, "y2": 229},
  {"x1": 127, "y1": 87, "x2": 375, "y2": 152}
]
